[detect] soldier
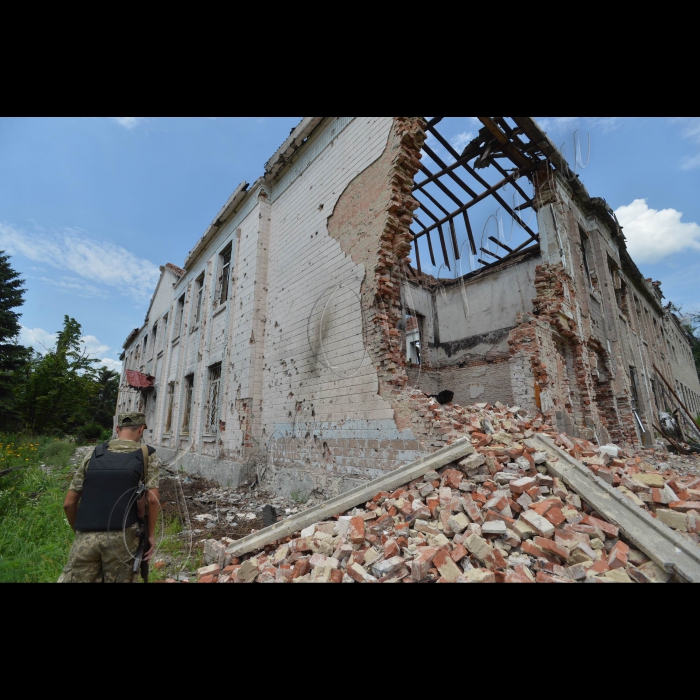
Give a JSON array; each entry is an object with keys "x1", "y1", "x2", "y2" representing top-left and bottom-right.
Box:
[{"x1": 58, "y1": 412, "x2": 161, "y2": 583}]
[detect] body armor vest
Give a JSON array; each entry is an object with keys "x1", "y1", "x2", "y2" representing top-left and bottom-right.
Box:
[{"x1": 73, "y1": 442, "x2": 155, "y2": 532}]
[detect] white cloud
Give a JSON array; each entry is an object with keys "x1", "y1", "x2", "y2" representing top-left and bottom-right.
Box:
[
  {"x1": 112, "y1": 117, "x2": 145, "y2": 129},
  {"x1": 0, "y1": 223, "x2": 160, "y2": 303},
  {"x1": 96, "y1": 358, "x2": 123, "y2": 373},
  {"x1": 615, "y1": 198, "x2": 700, "y2": 263},
  {"x1": 450, "y1": 131, "x2": 474, "y2": 152},
  {"x1": 18, "y1": 326, "x2": 117, "y2": 369},
  {"x1": 18, "y1": 326, "x2": 58, "y2": 353},
  {"x1": 81, "y1": 335, "x2": 110, "y2": 356}
]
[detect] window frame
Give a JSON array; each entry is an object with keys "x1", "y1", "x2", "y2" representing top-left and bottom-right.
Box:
[
  {"x1": 205, "y1": 363, "x2": 223, "y2": 434},
  {"x1": 181, "y1": 374, "x2": 194, "y2": 435}
]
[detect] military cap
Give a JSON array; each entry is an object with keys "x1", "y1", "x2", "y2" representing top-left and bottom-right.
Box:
[{"x1": 118, "y1": 412, "x2": 147, "y2": 428}]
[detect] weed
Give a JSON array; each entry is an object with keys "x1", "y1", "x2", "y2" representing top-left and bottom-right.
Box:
[{"x1": 290, "y1": 489, "x2": 309, "y2": 503}]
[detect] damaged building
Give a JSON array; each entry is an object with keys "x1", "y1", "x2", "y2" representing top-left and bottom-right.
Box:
[{"x1": 116, "y1": 116, "x2": 700, "y2": 498}]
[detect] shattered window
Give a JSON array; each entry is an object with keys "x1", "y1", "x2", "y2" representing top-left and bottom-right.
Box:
[
  {"x1": 194, "y1": 275, "x2": 204, "y2": 325},
  {"x1": 219, "y1": 247, "x2": 232, "y2": 305},
  {"x1": 206, "y1": 363, "x2": 222, "y2": 434},
  {"x1": 165, "y1": 382, "x2": 175, "y2": 433},
  {"x1": 181, "y1": 375, "x2": 194, "y2": 434}
]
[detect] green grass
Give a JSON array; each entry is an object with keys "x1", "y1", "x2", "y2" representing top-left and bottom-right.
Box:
[{"x1": 0, "y1": 434, "x2": 77, "y2": 582}]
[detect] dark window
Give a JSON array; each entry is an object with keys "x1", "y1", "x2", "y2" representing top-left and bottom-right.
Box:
[
  {"x1": 194, "y1": 275, "x2": 204, "y2": 325},
  {"x1": 206, "y1": 363, "x2": 222, "y2": 433},
  {"x1": 177, "y1": 294, "x2": 186, "y2": 338},
  {"x1": 181, "y1": 375, "x2": 194, "y2": 434},
  {"x1": 219, "y1": 247, "x2": 232, "y2": 305},
  {"x1": 165, "y1": 383, "x2": 175, "y2": 433}
]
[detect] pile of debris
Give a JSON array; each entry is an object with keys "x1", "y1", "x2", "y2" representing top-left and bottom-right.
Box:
[
  {"x1": 553, "y1": 435, "x2": 700, "y2": 543},
  {"x1": 184, "y1": 400, "x2": 698, "y2": 583}
]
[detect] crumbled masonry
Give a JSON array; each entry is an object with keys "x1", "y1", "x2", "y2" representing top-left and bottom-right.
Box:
[{"x1": 181, "y1": 399, "x2": 699, "y2": 583}]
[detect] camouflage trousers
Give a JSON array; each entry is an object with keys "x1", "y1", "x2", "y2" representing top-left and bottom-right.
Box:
[{"x1": 58, "y1": 524, "x2": 140, "y2": 583}]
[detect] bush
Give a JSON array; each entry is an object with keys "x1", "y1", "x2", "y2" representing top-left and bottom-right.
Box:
[
  {"x1": 39, "y1": 439, "x2": 75, "y2": 469},
  {"x1": 99, "y1": 428, "x2": 114, "y2": 443},
  {"x1": 75, "y1": 423, "x2": 103, "y2": 444}
]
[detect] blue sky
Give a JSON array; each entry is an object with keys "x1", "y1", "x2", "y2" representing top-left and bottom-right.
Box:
[{"x1": 1, "y1": 116, "x2": 699, "y2": 373}]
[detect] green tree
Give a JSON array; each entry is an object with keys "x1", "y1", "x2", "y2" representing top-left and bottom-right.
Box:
[
  {"x1": 18, "y1": 316, "x2": 99, "y2": 434},
  {"x1": 90, "y1": 365, "x2": 120, "y2": 428},
  {"x1": 0, "y1": 251, "x2": 31, "y2": 430}
]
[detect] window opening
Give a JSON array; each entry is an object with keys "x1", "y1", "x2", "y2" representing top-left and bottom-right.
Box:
[
  {"x1": 194, "y1": 275, "x2": 204, "y2": 325},
  {"x1": 181, "y1": 375, "x2": 194, "y2": 434},
  {"x1": 219, "y1": 247, "x2": 232, "y2": 305},
  {"x1": 165, "y1": 382, "x2": 175, "y2": 433},
  {"x1": 151, "y1": 323, "x2": 158, "y2": 357},
  {"x1": 206, "y1": 363, "x2": 223, "y2": 434},
  {"x1": 176, "y1": 295, "x2": 185, "y2": 338}
]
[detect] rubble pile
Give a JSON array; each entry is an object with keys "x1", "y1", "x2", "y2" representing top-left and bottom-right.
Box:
[
  {"x1": 555, "y1": 435, "x2": 700, "y2": 543},
  {"x1": 188, "y1": 400, "x2": 699, "y2": 583}
]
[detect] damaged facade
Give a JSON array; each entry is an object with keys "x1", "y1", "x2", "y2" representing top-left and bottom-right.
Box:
[{"x1": 116, "y1": 117, "x2": 700, "y2": 497}]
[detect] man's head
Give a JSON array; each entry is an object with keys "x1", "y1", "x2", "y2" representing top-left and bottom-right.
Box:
[{"x1": 116, "y1": 412, "x2": 147, "y2": 441}]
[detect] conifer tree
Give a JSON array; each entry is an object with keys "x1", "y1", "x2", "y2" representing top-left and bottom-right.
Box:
[{"x1": 0, "y1": 251, "x2": 31, "y2": 429}]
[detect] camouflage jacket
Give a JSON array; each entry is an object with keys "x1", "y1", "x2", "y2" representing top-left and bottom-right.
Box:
[{"x1": 69, "y1": 439, "x2": 161, "y2": 492}]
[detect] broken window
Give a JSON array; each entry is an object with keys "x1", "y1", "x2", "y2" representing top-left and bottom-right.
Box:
[
  {"x1": 206, "y1": 363, "x2": 222, "y2": 434},
  {"x1": 176, "y1": 294, "x2": 185, "y2": 339},
  {"x1": 194, "y1": 274, "x2": 204, "y2": 326},
  {"x1": 218, "y1": 246, "x2": 232, "y2": 305},
  {"x1": 164, "y1": 382, "x2": 175, "y2": 433},
  {"x1": 181, "y1": 374, "x2": 194, "y2": 434},
  {"x1": 142, "y1": 334, "x2": 147, "y2": 362},
  {"x1": 151, "y1": 323, "x2": 158, "y2": 357}
]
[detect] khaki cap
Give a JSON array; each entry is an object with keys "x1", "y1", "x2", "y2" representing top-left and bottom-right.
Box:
[{"x1": 118, "y1": 412, "x2": 147, "y2": 428}]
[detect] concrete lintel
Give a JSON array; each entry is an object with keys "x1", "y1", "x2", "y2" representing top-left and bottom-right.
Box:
[
  {"x1": 225, "y1": 437, "x2": 475, "y2": 558},
  {"x1": 534, "y1": 434, "x2": 700, "y2": 582}
]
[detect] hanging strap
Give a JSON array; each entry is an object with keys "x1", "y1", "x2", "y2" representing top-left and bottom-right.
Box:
[{"x1": 141, "y1": 445, "x2": 149, "y2": 484}]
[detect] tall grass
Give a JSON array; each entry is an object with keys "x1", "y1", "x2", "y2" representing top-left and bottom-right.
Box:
[{"x1": 0, "y1": 434, "x2": 77, "y2": 582}]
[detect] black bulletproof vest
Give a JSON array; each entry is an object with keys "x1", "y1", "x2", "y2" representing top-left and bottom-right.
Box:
[{"x1": 73, "y1": 442, "x2": 155, "y2": 532}]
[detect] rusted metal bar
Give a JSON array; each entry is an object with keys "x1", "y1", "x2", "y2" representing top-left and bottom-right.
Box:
[
  {"x1": 426, "y1": 125, "x2": 539, "y2": 242},
  {"x1": 489, "y1": 236, "x2": 513, "y2": 253},
  {"x1": 413, "y1": 215, "x2": 436, "y2": 266},
  {"x1": 413, "y1": 238, "x2": 421, "y2": 274},
  {"x1": 462, "y1": 211, "x2": 477, "y2": 256},
  {"x1": 437, "y1": 224, "x2": 451, "y2": 270},
  {"x1": 477, "y1": 117, "x2": 532, "y2": 170},
  {"x1": 414, "y1": 170, "x2": 524, "y2": 237},
  {"x1": 480, "y1": 247, "x2": 502, "y2": 260},
  {"x1": 449, "y1": 217, "x2": 460, "y2": 260}
]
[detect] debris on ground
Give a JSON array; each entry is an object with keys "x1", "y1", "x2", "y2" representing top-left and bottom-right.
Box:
[{"x1": 180, "y1": 399, "x2": 699, "y2": 583}]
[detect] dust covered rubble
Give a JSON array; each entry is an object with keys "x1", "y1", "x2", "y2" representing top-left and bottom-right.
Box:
[{"x1": 191, "y1": 400, "x2": 699, "y2": 583}]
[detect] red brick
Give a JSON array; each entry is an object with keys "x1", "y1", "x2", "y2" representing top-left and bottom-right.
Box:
[
  {"x1": 292, "y1": 558, "x2": 311, "y2": 579},
  {"x1": 505, "y1": 570, "x2": 535, "y2": 583},
  {"x1": 536, "y1": 571, "x2": 574, "y2": 583},
  {"x1": 330, "y1": 569, "x2": 343, "y2": 583},
  {"x1": 451, "y1": 544, "x2": 468, "y2": 563},
  {"x1": 384, "y1": 538, "x2": 399, "y2": 559},
  {"x1": 587, "y1": 516, "x2": 619, "y2": 538},
  {"x1": 669, "y1": 501, "x2": 700, "y2": 513},
  {"x1": 522, "y1": 540, "x2": 545, "y2": 558},
  {"x1": 544, "y1": 506, "x2": 566, "y2": 527},
  {"x1": 589, "y1": 560, "x2": 609, "y2": 574},
  {"x1": 442, "y1": 468, "x2": 463, "y2": 489},
  {"x1": 198, "y1": 574, "x2": 216, "y2": 584},
  {"x1": 348, "y1": 516, "x2": 366, "y2": 544},
  {"x1": 607, "y1": 541, "x2": 629, "y2": 569},
  {"x1": 534, "y1": 536, "x2": 570, "y2": 560}
]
